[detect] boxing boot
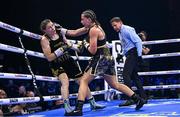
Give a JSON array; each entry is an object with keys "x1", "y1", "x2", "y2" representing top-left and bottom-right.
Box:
[
  {"x1": 65, "y1": 100, "x2": 84, "y2": 116},
  {"x1": 64, "y1": 99, "x2": 73, "y2": 116},
  {"x1": 88, "y1": 96, "x2": 106, "y2": 111},
  {"x1": 119, "y1": 99, "x2": 135, "y2": 107},
  {"x1": 131, "y1": 93, "x2": 146, "y2": 110}
]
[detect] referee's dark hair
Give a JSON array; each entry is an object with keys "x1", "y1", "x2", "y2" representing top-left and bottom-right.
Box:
[{"x1": 110, "y1": 17, "x2": 122, "y2": 24}]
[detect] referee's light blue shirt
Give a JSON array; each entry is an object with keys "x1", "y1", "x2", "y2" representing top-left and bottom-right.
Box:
[{"x1": 118, "y1": 24, "x2": 142, "y2": 56}]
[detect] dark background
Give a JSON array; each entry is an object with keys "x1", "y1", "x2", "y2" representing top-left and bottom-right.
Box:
[{"x1": 0, "y1": 0, "x2": 180, "y2": 74}]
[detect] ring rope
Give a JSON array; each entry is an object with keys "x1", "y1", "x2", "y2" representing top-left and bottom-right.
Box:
[
  {"x1": 18, "y1": 31, "x2": 43, "y2": 102},
  {"x1": 0, "y1": 43, "x2": 45, "y2": 58},
  {"x1": 111, "y1": 84, "x2": 180, "y2": 95},
  {"x1": 0, "y1": 72, "x2": 58, "y2": 81},
  {"x1": 0, "y1": 84, "x2": 180, "y2": 105},
  {"x1": 138, "y1": 70, "x2": 180, "y2": 76},
  {"x1": 1, "y1": 43, "x2": 180, "y2": 60},
  {"x1": 0, "y1": 90, "x2": 107, "y2": 105},
  {"x1": 0, "y1": 70, "x2": 180, "y2": 82},
  {"x1": 1, "y1": 21, "x2": 180, "y2": 45},
  {"x1": 142, "y1": 38, "x2": 180, "y2": 45},
  {"x1": 0, "y1": 72, "x2": 102, "y2": 82},
  {"x1": 0, "y1": 21, "x2": 41, "y2": 40}
]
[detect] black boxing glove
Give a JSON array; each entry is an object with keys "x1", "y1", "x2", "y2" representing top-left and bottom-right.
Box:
[
  {"x1": 54, "y1": 23, "x2": 67, "y2": 37},
  {"x1": 82, "y1": 40, "x2": 90, "y2": 49},
  {"x1": 54, "y1": 22, "x2": 62, "y2": 30},
  {"x1": 75, "y1": 41, "x2": 85, "y2": 53},
  {"x1": 61, "y1": 44, "x2": 71, "y2": 52},
  {"x1": 54, "y1": 23, "x2": 63, "y2": 35},
  {"x1": 68, "y1": 41, "x2": 84, "y2": 53}
]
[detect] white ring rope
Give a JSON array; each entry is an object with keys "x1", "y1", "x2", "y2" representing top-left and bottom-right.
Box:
[
  {"x1": 138, "y1": 70, "x2": 180, "y2": 76},
  {"x1": 1, "y1": 43, "x2": 180, "y2": 60},
  {"x1": 142, "y1": 52, "x2": 180, "y2": 59},
  {"x1": 0, "y1": 21, "x2": 41, "y2": 40},
  {"x1": 0, "y1": 84, "x2": 180, "y2": 105},
  {"x1": 0, "y1": 72, "x2": 58, "y2": 82},
  {"x1": 1, "y1": 21, "x2": 180, "y2": 45},
  {"x1": 0, "y1": 71, "x2": 180, "y2": 82},
  {"x1": 0, "y1": 72, "x2": 102, "y2": 82},
  {"x1": 0, "y1": 43, "x2": 45, "y2": 58},
  {"x1": 0, "y1": 90, "x2": 107, "y2": 105},
  {"x1": 111, "y1": 84, "x2": 180, "y2": 95},
  {"x1": 142, "y1": 38, "x2": 180, "y2": 45}
]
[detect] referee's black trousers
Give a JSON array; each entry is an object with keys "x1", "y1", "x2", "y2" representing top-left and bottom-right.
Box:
[{"x1": 123, "y1": 47, "x2": 146, "y2": 99}]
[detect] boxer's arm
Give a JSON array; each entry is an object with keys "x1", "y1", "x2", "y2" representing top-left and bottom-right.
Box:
[
  {"x1": 87, "y1": 27, "x2": 98, "y2": 55},
  {"x1": 61, "y1": 27, "x2": 88, "y2": 37}
]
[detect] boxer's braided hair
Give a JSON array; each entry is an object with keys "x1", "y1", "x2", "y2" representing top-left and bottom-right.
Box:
[{"x1": 82, "y1": 9, "x2": 100, "y2": 26}]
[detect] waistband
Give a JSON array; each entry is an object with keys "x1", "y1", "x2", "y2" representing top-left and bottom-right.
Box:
[{"x1": 125, "y1": 47, "x2": 137, "y2": 57}]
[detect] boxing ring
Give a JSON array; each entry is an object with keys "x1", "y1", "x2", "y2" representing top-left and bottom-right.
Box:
[{"x1": 0, "y1": 21, "x2": 180, "y2": 116}]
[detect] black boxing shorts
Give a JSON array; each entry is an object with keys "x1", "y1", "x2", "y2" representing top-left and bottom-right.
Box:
[
  {"x1": 50, "y1": 53, "x2": 83, "y2": 79},
  {"x1": 85, "y1": 55, "x2": 116, "y2": 76}
]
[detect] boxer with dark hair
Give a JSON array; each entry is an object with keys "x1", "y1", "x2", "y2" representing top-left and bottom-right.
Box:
[
  {"x1": 65, "y1": 10, "x2": 146, "y2": 116},
  {"x1": 40, "y1": 19, "x2": 105, "y2": 115}
]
